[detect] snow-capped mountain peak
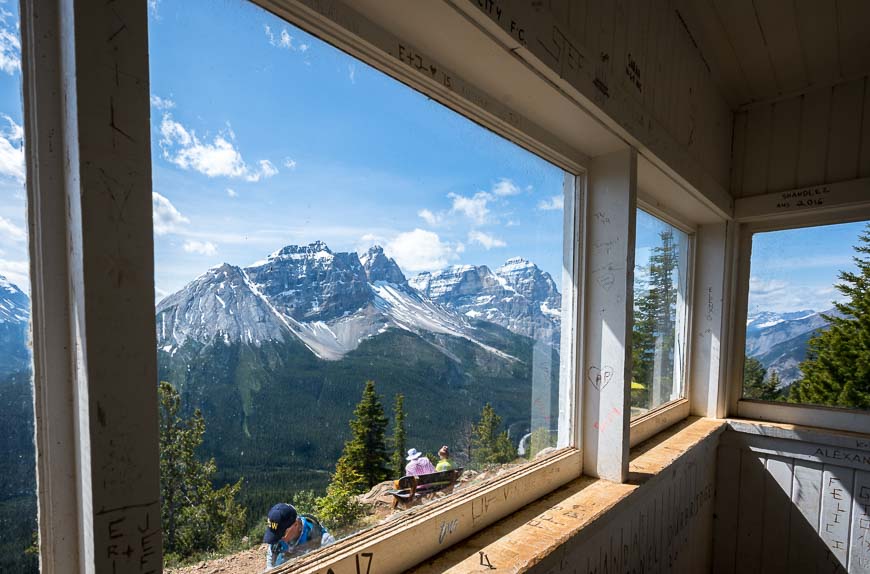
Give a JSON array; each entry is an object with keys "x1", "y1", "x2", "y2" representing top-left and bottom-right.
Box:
[{"x1": 156, "y1": 243, "x2": 563, "y2": 361}]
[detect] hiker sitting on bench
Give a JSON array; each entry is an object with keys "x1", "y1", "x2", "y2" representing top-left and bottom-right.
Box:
[
  {"x1": 405, "y1": 447, "x2": 436, "y2": 476},
  {"x1": 435, "y1": 445, "x2": 454, "y2": 472}
]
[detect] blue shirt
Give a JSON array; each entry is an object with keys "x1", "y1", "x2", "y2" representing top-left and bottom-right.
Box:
[{"x1": 265, "y1": 517, "x2": 327, "y2": 569}]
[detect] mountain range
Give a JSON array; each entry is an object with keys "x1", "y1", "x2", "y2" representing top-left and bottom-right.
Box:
[
  {"x1": 0, "y1": 276, "x2": 30, "y2": 377},
  {"x1": 745, "y1": 308, "x2": 834, "y2": 385},
  {"x1": 156, "y1": 242, "x2": 561, "y2": 360}
]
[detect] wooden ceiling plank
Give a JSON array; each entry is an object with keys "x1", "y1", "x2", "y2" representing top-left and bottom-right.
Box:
[
  {"x1": 712, "y1": 0, "x2": 778, "y2": 103},
  {"x1": 826, "y1": 78, "x2": 864, "y2": 183},
  {"x1": 793, "y1": 0, "x2": 840, "y2": 87},
  {"x1": 767, "y1": 96, "x2": 802, "y2": 192},
  {"x1": 731, "y1": 110, "x2": 748, "y2": 196},
  {"x1": 675, "y1": 0, "x2": 747, "y2": 107},
  {"x1": 796, "y1": 88, "x2": 832, "y2": 187},
  {"x1": 741, "y1": 103, "x2": 773, "y2": 196},
  {"x1": 835, "y1": 0, "x2": 870, "y2": 80},
  {"x1": 753, "y1": 0, "x2": 807, "y2": 94}
]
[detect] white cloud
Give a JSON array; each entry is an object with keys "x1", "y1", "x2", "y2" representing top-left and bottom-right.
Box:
[
  {"x1": 150, "y1": 94, "x2": 175, "y2": 110},
  {"x1": 245, "y1": 159, "x2": 278, "y2": 182},
  {"x1": 152, "y1": 192, "x2": 190, "y2": 235},
  {"x1": 418, "y1": 208, "x2": 444, "y2": 227},
  {"x1": 748, "y1": 276, "x2": 844, "y2": 314},
  {"x1": 0, "y1": 215, "x2": 25, "y2": 241},
  {"x1": 448, "y1": 191, "x2": 491, "y2": 225},
  {"x1": 468, "y1": 230, "x2": 506, "y2": 250},
  {"x1": 537, "y1": 195, "x2": 563, "y2": 211},
  {"x1": 0, "y1": 258, "x2": 29, "y2": 292},
  {"x1": 0, "y1": 22, "x2": 20, "y2": 75},
  {"x1": 385, "y1": 229, "x2": 463, "y2": 272},
  {"x1": 0, "y1": 114, "x2": 24, "y2": 183},
  {"x1": 159, "y1": 114, "x2": 278, "y2": 181},
  {"x1": 148, "y1": 0, "x2": 160, "y2": 17},
  {"x1": 183, "y1": 240, "x2": 217, "y2": 256},
  {"x1": 283, "y1": 158, "x2": 297, "y2": 170},
  {"x1": 265, "y1": 25, "x2": 307, "y2": 52},
  {"x1": 226, "y1": 188, "x2": 237, "y2": 198},
  {"x1": 348, "y1": 64, "x2": 356, "y2": 84},
  {"x1": 491, "y1": 178, "x2": 521, "y2": 197}
]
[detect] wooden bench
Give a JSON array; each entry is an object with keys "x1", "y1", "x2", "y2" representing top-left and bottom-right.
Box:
[{"x1": 386, "y1": 468, "x2": 463, "y2": 509}]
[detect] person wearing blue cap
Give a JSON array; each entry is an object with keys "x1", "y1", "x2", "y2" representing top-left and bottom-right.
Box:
[{"x1": 263, "y1": 502, "x2": 335, "y2": 569}]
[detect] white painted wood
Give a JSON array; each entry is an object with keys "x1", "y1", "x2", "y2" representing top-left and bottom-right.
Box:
[
  {"x1": 712, "y1": 0, "x2": 776, "y2": 102},
  {"x1": 558, "y1": 173, "x2": 584, "y2": 452},
  {"x1": 796, "y1": 88, "x2": 832, "y2": 188},
  {"x1": 582, "y1": 148, "x2": 636, "y2": 482},
  {"x1": 736, "y1": 399, "x2": 870, "y2": 437},
  {"x1": 741, "y1": 103, "x2": 772, "y2": 196},
  {"x1": 794, "y1": 1, "x2": 840, "y2": 88},
  {"x1": 22, "y1": 0, "x2": 161, "y2": 572},
  {"x1": 689, "y1": 223, "x2": 728, "y2": 418},
  {"x1": 735, "y1": 449, "x2": 765, "y2": 571},
  {"x1": 20, "y1": 0, "x2": 82, "y2": 570},
  {"x1": 734, "y1": 177, "x2": 870, "y2": 222},
  {"x1": 767, "y1": 97, "x2": 802, "y2": 192},
  {"x1": 753, "y1": 0, "x2": 806, "y2": 95},
  {"x1": 849, "y1": 470, "x2": 870, "y2": 573},
  {"x1": 788, "y1": 460, "x2": 825, "y2": 572},
  {"x1": 629, "y1": 398, "x2": 690, "y2": 448},
  {"x1": 820, "y1": 465, "x2": 855, "y2": 568},
  {"x1": 761, "y1": 455, "x2": 794, "y2": 573},
  {"x1": 827, "y1": 79, "x2": 865, "y2": 183}
]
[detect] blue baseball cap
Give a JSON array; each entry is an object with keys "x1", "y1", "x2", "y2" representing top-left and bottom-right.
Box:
[{"x1": 263, "y1": 503, "x2": 297, "y2": 544}]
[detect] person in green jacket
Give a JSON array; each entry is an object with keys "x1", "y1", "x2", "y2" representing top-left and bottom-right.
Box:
[{"x1": 435, "y1": 445, "x2": 454, "y2": 472}]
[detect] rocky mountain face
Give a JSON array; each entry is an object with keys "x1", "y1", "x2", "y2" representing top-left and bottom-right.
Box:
[
  {"x1": 156, "y1": 243, "x2": 528, "y2": 361},
  {"x1": 745, "y1": 309, "x2": 835, "y2": 385},
  {"x1": 409, "y1": 258, "x2": 562, "y2": 342},
  {"x1": 0, "y1": 276, "x2": 30, "y2": 376}
]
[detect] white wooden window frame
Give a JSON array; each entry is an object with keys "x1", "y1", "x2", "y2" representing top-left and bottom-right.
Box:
[
  {"x1": 627, "y1": 199, "x2": 697, "y2": 447},
  {"x1": 729, "y1": 186, "x2": 870, "y2": 435}
]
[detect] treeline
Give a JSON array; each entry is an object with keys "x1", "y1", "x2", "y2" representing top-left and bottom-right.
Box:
[{"x1": 296, "y1": 380, "x2": 532, "y2": 532}]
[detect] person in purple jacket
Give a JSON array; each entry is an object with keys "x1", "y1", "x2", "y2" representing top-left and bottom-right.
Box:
[{"x1": 404, "y1": 448, "x2": 436, "y2": 476}]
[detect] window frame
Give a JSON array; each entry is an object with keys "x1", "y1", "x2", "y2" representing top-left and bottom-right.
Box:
[
  {"x1": 728, "y1": 204, "x2": 870, "y2": 434},
  {"x1": 628, "y1": 200, "x2": 697, "y2": 447}
]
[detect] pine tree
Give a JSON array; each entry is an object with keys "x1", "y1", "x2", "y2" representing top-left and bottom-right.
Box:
[
  {"x1": 742, "y1": 356, "x2": 766, "y2": 399},
  {"x1": 158, "y1": 381, "x2": 246, "y2": 561},
  {"x1": 336, "y1": 380, "x2": 390, "y2": 490},
  {"x1": 390, "y1": 394, "x2": 407, "y2": 477},
  {"x1": 632, "y1": 229, "x2": 679, "y2": 407},
  {"x1": 790, "y1": 225, "x2": 870, "y2": 409},
  {"x1": 471, "y1": 403, "x2": 515, "y2": 467}
]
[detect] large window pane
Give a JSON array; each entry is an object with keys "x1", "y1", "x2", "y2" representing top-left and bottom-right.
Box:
[
  {"x1": 742, "y1": 220, "x2": 870, "y2": 410},
  {"x1": 149, "y1": 0, "x2": 575, "y2": 568},
  {"x1": 631, "y1": 210, "x2": 691, "y2": 418},
  {"x1": 0, "y1": 0, "x2": 37, "y2": 570}
]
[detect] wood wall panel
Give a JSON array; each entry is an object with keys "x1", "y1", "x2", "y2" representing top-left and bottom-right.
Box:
[
  {"x1": 463, "y1": 0, "x2": 734, "y2": 205},
  {"x1": 733, "y1": 76, "x2": 870, "y2": 197},
  {"x1": 714, "y1": 430, "x2": 870, "y2": 573}
]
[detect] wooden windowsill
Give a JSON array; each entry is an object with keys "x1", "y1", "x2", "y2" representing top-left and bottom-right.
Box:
[{"x1": 408, "y1": 417, "x2": 726, "y2": 573}]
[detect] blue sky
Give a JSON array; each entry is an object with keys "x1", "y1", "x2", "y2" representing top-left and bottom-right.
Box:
[
  {"x1": 146, "y1": 0, "x2": 567, "y2": 298},
  {"x1": 0, "y1": 0, "x2": 863, "y2": 317}
]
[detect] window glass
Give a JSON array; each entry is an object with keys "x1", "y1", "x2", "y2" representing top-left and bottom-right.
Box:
[
  {"x1": 631, "y1": 210, "x2": 691, "y2": 418},
  {"x1": 743, "y1": 220, "x2": 870, "y2": 410},
  {"x1": 149, "y1": 0, "x2": 575, "y2": 567},
  {"x1": 0, "y1": 0, "x2": 37, "y2": 571}
]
